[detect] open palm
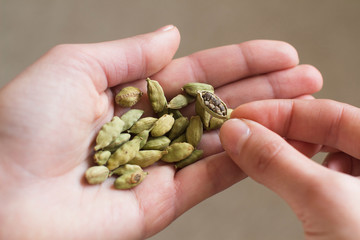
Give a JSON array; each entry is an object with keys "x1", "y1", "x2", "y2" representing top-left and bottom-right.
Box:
[{"x1": 0, "y1": 26, "x2": 322, "y2": 239}]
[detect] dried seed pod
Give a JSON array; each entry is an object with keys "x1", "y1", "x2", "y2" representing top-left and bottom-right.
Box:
[
  {"x1": 168, "y1": 109, "x2": 183, "y2": 119},
  {"x1": 114, "y1": 171, "x2": 147, "y2": 189},
  {"x1": 103, "y1": 133, "x2": 131, "y2": 152},
  {"x1": 182, "y1": 83, "x2": 214, "y2": 97},
  {"x1": 120, "y1": 109, "x2": 144, "y2": 131},
  {"x1": 110, "y1": 163, "x2": 142, "y2": 176},
  {"x1": 106, "y1": 137, "x2": 142, "y2": 170},
  {"x1": 94, "y1": 150, "x2": 111, "y2": 165},
  {"x1": 186, "y1": 115, "x2": 203, "y2": 148},
  {"x1": 133, "y1": 129, "x2": 151, "y2": 149},
  {"x1": 175, "y1": 149, "x2": 204, "y2": 169},
  {"x1": 142, "y1": 136, "x2": 171, "y2": 150},
  {"x1": 94, "y1": 116, "x2": 125, "y2": 151},
  {"x1": 115, "y1": 86, "x2": 143, "y2": 107},
  {"x1": 168, "y1": 116, "x2": 189, "y2": 140},
  {"x1": 151, "y1": 114, "x2": 175, "y2": 137},
  {"x1": 128, "y1": 117, "x2": 158, "y2": 134},
  {"x1": 170, "y1": 133, "x2": 187, "y2": 145},
  {"x1": 128, "y1": 150, "x2": 168, "y2": 168},
  {"x1": 147, "y1": 78, "x2": 167, "y2": 113},
  {"x1": 161, "y1": 142, "x2": 194, "y2": 163},
  {"x1": 205, "y1": 108, "x2": 233, "y2": 131},
  {"x1": 85, "y1": 166, "x2": 109, "y2": 184},
  {"x1": 196, "y1": 91, "x2": 228, "y2": 119},
  {"x1": 167, "y1": 94, "x2": 194, "y2": 109}
]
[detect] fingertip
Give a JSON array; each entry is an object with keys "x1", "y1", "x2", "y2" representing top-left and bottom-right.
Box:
[
  {"x1": 298, "y1": 64, "x2": 323, "y2": 93},
  {"x1": 220, "y1": 118, "x2": 251, "y2": 160}
]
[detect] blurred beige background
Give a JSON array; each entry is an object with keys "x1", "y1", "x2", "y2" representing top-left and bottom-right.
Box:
[{"x1": 1, "y1": 0, "x2": 360, "y2": 239}]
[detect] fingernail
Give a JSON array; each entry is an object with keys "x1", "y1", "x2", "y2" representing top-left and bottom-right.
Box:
[
  {"x1": 155, "y1": 24, "x2": 175, "y2": 32},
  {"x1": 220, "y1": 118, "x2": 251, "y2": 158}
]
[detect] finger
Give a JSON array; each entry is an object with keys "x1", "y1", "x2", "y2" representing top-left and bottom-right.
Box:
[
  {"x1": 219, "y1": 118, "x2": 330, "y2": 206},
  {"x1": 43, "y1": 25, "x2": 180, "y2": 92},
  {"x1": 231, "y1": 99, "x2": 360, "y2": 159},
  {"x1": 215, "y1": 64, "x2": 322, "y2": 108},
  {"x1": 144, "y1": 40, "x2": 299, "y2": 97},
  {"x1": 286, "y1": 139, "x2": 322, "y2": 158},
  {"x1": 324, "y1": 152, "x2": 360, "y2": 176}
]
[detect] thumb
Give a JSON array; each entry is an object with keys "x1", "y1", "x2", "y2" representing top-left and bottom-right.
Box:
[{"x1": 219, "y1": 118, "x2": 328, "y2": 207}]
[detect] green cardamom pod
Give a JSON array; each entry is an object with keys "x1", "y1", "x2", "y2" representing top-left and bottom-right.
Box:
[
  {"x1": 168, "y1": 116, "x2": 189, "y2": 140},
  {"x1": 120, "y1": 109, "x2": 144, "y2": 131},
  {"x1": 94, "y1": 150, "x2": 111, "y2": 165},
  {"x1": 106, "y1": 137, "x2": 142, "y2": 170},
  {"x1": 196, "y1": 91, "x2": 228, "y2": 119},
  {"x1": 186, "y1": 115, "x2": 203, "y2": 148},
  {"x1": 161, "y1": 142, "x2": 194, "y2": 163},
  {"x1": 110, "y1": 163, "x2": 142, "y2": 176},
  {"x1": 168, "y1": 109, "x2": 183, "y2": 119},
  {"x1": 85, "y1": 166, "x2": 109, "y2": 184},
  {"x1": 94, "y1": 116, "x2": 125, "y2": 151},
  {"x1": 128, "y1": 117, "x2": 158, "y2": 134},
  {"x1": 128, "y1": 150, "x2": 168, "y2": 168},
  {"x1": 114, "y1": 166, "x2": 148, "y2": 189},
  {"x1": 147, "y1": 78, "x2": 167, "y2": 113},
  {"x1": 205, "y1": 108, "x2": 233, "y2": 131},
  {"x1": 151, "y1": 114, "x2": 175, "y2": 137},
  {"x1": 175, "y1": 149, "x2": 204, "y2": 169},
  {"x1": 103, "y1": 133, "x2": 131, "y2": 152},
  {"x1": 182, "y1": 83, "x2": 214, "y2": 97},
  {"x1": 167, "y1": 94, "x2": 195, "y2": 109},
  {"x1": 170, "y1": 133, "x2": 187, "y2": 145},
  {"x1": 142, "y1": 136, "x2": 171, "y2": 150},
  {"x1": 133, "y1": 129, "x2": 150, "y2": 149},
  {"x1": 115, "y1": 86, "x2": 143, "y2": 107}
]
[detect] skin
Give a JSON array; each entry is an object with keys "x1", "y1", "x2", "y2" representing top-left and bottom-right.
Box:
[
  {"x1": 0, "y1": 25, "x2": 322, "y2": 239},
  {"x1": 220, "y1": 99, "x2": 360, "y2": 240}
]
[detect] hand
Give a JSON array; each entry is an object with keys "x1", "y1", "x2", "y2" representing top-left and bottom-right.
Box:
[
  {"x1": 220, "y1": 99, "x2": 360, "y2": 240},
  {"x1": 0, "y1": 25, "x2": 322, "y2": 239}
]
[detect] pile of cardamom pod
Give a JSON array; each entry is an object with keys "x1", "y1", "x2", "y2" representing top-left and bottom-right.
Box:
[{"x1": 85, "y1": 78, "x2": 232, "y2": 189}]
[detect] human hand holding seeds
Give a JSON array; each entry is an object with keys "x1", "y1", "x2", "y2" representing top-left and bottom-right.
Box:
[{"x1": 0, "y1": 25, "x2": 322, "y2": 239}]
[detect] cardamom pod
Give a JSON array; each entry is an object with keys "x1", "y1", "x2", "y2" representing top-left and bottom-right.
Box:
[
  {"x1": 151, "y1": 114, "x2": 175, "y2": 137},
  {"x1": 182, "y1": 83, "x2": 214, "y2": 97},
  {"x1": 94, "y1": 150, "x2": 111, "y2": 165},
  {"x1": 114, "y1": 166, "x2": 148, "y2": 189},
  {"x1": 128, "y1": 150, "x2": 168, "y2": 168},
  {"x1": 205, "y1": 108, "x2": 233, "y2": 131},
  {"x1": 196, "y1": 91, "x2": 228, "y2": 119},
  {"x1": 186, "y1": 115, "x2": 203, "y2": 147},
  {"x1": 85, "y1": 166, "x2": 109, "y2": 184},
  {"x1": 174, "y1": 149, "x2": 204, "y2": 169},
  {"x1": 170, "y1": 133, "x2": 187, "y2": 145},
  {"x1": 94, "y1": 116, "x2": 125, "y2": 151},
  {"x1": 168, "y1": 116, "x2": 189, "y2": 140},
  {"x1": 147, "y1": 78, "x2": 167, "y2": 113},
  {"x1": 103, "y1": 133, "x2": 131, "y2": 152},
  {"x1": 110, "y1": 163, "x2": 142, "y2": 176},
  {"x1": 142, "y1": 136, "x2": 171, "y2": 150},
  {"x1": 161, "y1": 142, "x2": 194, "y2": 162},
  {"x1": 133, "y1": 129, "x2": 150, "y2": 149},
  {"x1": 106, "y1": 137, "x2": 142, "y2": 170},
  {"x1": 168, "y1": 109, "x2": 183, "y2": 119},
  {"x1": 115, "y1": 86, "x2": 143, "y2": 107},
  {"x1": 120, "y1": 109, "x2": 144, "y2": 131},
  {"x1": 128, "y1": 117, "x2": 158, "y2": 134},
  {"x1": 167, "y1": 94, "x2": 194, "y2": 109}
]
